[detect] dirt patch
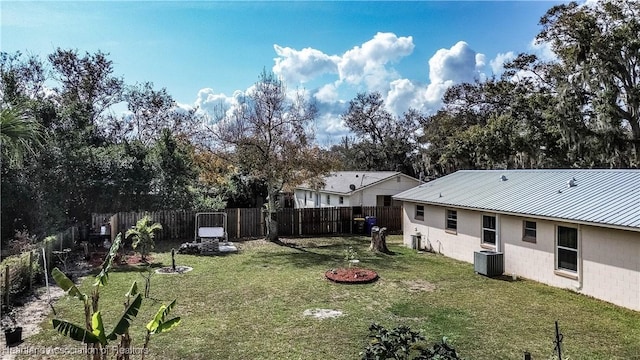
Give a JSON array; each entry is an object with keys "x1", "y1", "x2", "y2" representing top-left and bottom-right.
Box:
[
  {"x1": 325, "y1": 268, "x2": 378, "y2": 284},
  {"x1": 302, "y1": 308, "x2": 344, "y2": 319},
  {"x1": 155, "y1": 266, "x2": 193, "y2": 274},
  {"x1": 1, "y1": 285, "x2": 66, "y2": 358},
  {"x1": 402, "y1": 279, "x2": 436, "y2": 292}
]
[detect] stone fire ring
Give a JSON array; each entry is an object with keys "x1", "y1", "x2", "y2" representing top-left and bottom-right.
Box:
[{"x1": 325, "y1": 268, "x2": 379, "y2": 284}]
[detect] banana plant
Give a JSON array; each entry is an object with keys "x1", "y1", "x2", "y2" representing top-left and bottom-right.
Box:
[
  {"x1": 141, "y1": 299, "x2": 181, "y2": 360},
  {"x1": 116, "y1": 281, "x2": 140, "y2": 360},
  {"x1": 51, "y1": 233, "x2": 142, "y2": 360}
]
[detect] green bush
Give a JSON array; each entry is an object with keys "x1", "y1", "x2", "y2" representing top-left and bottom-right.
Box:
[{"x1": 361, "y1": 323, "x2": 462, "y2": 360}]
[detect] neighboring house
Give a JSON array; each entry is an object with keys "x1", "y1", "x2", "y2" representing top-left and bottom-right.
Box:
[
  {"x1": 393, "y1": 169, "x2": 640, "y2": 311},
  {"x1": 294, "y1": 171, "x2": 421, "y2": 209}
]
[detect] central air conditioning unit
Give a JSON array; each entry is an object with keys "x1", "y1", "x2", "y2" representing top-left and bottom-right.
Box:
[{"x1": 474, "y1": 250, "x2": 504, "y2": 277}]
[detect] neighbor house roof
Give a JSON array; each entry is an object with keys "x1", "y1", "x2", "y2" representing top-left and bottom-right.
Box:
[
  {"x1": 297, "y1": 171, "x2": 414, "y2": 195},
  {"x1": 393, "y1": 169, "x2": 640, "y2": 231}
]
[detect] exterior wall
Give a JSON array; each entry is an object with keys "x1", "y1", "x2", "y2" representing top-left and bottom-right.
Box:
[
  {"x1": 402, "y1": 202, "x2": 483, "y2": 264},
  {"x1": 359, "y1": 176, "x2": 421, "y2": 207},
  {"x1": 294, "y1": 189, "x2": 350, "y2": 208},
  {"x1": 402, "y1": 202, "x2": 640, "y2": 311},
  {"x1": 296, "y1": 175, "x2": 419, "y2": 208}
]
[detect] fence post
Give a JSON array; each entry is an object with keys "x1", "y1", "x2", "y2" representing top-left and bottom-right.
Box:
[
  {"x1": 4, "y1": 265, "x2": 9, "y2": 308},
  {"x1": 28, "y1": 251, "x2": 33, "y2": 292},
  {"x1": 237, "y1": 208, "x2": 241, "y2": 239}
]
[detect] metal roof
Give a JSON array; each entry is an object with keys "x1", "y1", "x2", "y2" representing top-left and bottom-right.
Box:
[
  {"x1": 393, "y1": 169, "x2": 640, "y2": 231},
  {"x1": 297, "y1": 171, "x2": 411, "y2": 194}
]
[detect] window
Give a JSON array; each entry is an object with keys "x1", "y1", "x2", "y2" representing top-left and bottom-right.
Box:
[
  {"x1": 482, "y1": 215, "x2": 496, "y2": 245},
  {"x1": 339, "y1": 196, "x2": 344, "y2": 205},
  {"x1": 415, "y1": 205, "x2": 424, "y2": 220},
  {"x1": 557, "y1": 226, "x2": 578, "y2": 272},
  {"x1": 327, "y1": 195, "x2": 331, "y2": 205},
  {"x1": 523, "y1": 220, "x2": 537, "y2": 242},
  {"x1": 383, "y1": 195, "x2": 392, "y2": 207},
  {"x1": 446, "y1": 210, "x2": 457, "y2": 231}
]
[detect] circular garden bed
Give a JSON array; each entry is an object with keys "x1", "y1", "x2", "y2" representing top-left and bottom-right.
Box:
[{"x1": 325, "y1": 268, "x2": 378, "y2": 284}]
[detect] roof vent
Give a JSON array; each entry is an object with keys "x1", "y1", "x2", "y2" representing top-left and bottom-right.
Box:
[
  {"x1": 567, "y1": 178, "x2": 577, "y2": 188},
  {"x1": 500, "y1": 175, "x2": 508, "y2": 182},
  {"x1": 349, "y1": 184, "x2": 356, "y2": 191}
]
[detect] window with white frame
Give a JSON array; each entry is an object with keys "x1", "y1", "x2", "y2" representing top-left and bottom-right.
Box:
[
  {"x1": 523, "y1": 220, "x2": 537, "y2": 242},
  {"x1": 482, "y1": 215, "x2": 496, "y2": 245},
  {"x1": 327, "y1": 194, "x2": 331, "y2": 205},
  {"x1": 446, "y1": 209, "x2": 457, "y2": 231},
  {"x1": 415, "y1": 205, "x2": 425, "y2": 220},
  {"x1": 557, "y1": 226, "x2": 578, "y2": 272}
]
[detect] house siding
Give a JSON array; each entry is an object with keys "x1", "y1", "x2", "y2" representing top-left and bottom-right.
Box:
[
  {"x1": 296, "y1": 175, "x2": 419, "y2": 208},
  {"x1": 402, "y1": 203, "x2": 640, "y2": 311}
]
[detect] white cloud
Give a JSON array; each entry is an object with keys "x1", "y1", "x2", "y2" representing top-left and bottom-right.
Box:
[
  {"x1": 192, "y1": 36, "x2": 495, "y2": 143},
  {"x1": 337, "y1": 32, "x2": 414, "y2": 91},
  {"x1": 428, "y1": 41, "x2": 481, "y2": 84},
  {"x1": 475, "y1": 53, "x2": 486, "y2": 69},
  {"x1": 489, "y1": 51, "x2": 516, "y2": 75},
  {"x1": 386, "y1": 78, "x2": 420, "y2": 115},
  {"x1": 417, "y1": 41, "x2": 485, "y2": 112},
  {"x1": 273, "y1": 45, "x2": 339, "y2": 83},
  {"x1": 529, "y1": 39, "x2": 557, "y2": 62},
  {"x1": 315, "y1": 83, "x2": 339, "y2": 103}
]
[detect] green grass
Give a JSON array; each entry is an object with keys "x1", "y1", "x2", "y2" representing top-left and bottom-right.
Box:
[{"x1": 22, "y1": 236, "x2": 640, "y2": 359}]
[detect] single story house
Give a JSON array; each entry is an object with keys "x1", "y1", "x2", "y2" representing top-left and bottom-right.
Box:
[
  {"x1": 393, "y1": 169, "x2": 640, "y2": 311},
  {"x1": 294, "y1": 171, "x2": 421, "y2": 209}
]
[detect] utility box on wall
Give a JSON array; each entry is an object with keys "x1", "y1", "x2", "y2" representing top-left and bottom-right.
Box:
[
  {"x1": 474, "y1": 250, "x2": 504, "y2": 277},
  {"x1": 410, "y1": 234, "x2": 421, "y2": 249}
]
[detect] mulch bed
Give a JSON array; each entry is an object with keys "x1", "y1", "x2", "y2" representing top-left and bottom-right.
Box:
[
  {"x1": 325, "y1": 268, "x2": 379, "y2": 284},
  {"x1": 87, "y1": 251, "x2": 154, "y2": 267}
]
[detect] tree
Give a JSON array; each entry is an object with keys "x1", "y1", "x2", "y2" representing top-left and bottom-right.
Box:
[
  {"x1": 537, "y1": 0, "x2": 640, "y2": 165},
  {"x1": 148, "y1": 129, "x2": 197, "y2": 210},
  {"x1": 0, "y1": 106, "x2": 44, "y2": 167},
  {"x1": 211, "y1": 70, "x2": 335, "y2": 241},
  {"x1": 125, "y1": 216, "x2": 163, "y2": 262},
  {"x1": 340, "y1": 92, "x2": 423, "y2": 176}
]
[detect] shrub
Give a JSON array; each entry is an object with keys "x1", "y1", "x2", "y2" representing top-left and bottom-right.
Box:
[{"x1": 361, "y1": 323, "x2": 462, "y2": 360}]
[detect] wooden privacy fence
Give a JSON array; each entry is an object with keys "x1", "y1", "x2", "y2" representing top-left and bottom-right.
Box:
[{"x1": 93, "y1": 206, "x2": 402, "y2": 242}]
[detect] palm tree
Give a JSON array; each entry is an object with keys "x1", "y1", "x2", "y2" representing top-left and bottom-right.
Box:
[
  {"x1": 0, "y1": 106, "x2": 44, "y2": 167},
  {"x1": 125, "y1": 216, "x2": 162, "y2": 262}
]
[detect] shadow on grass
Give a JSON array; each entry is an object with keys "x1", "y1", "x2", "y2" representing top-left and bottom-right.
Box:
[{"x1": 248, "y1": 241, "x2": 410, "y2": 272}]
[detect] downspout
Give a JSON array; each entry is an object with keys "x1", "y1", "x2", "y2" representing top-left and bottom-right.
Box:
[
  {"x1": 575, "y1": 225, "x2": 583, "y2": 291},
  {"x1": 496, "y1": 214, "x2": 501, "y2": 253}
]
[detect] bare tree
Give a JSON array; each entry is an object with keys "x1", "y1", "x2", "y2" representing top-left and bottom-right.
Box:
[{"x1": 209, "y1": 70, "x2": 336, "y2": 241}]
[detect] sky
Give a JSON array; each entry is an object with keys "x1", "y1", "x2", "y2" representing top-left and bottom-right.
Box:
[{"x1": 1, "y1": 1, "x2": 568, "y2": 144}]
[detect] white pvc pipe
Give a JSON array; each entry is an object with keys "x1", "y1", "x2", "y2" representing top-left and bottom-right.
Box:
[{"x1": 42, "y1": 247, "x2": 50, "y2": 303}]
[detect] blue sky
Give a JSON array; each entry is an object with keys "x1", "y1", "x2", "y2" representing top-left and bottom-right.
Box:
[{"x1": 2, "y1": 1, "x2": 566, "y2": 144}]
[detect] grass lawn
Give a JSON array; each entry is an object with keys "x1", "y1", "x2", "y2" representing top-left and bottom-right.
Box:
[{"x1": 22, "y1": 235, "x2": 640, "y2": 359}]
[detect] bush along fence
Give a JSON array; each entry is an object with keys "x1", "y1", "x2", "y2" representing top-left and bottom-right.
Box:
[
  {"x1": 92, "y1": 206, "x2": 403, "y2": 243},
  {"x1": 0, "y1": 226, "x2": 77, "y2": 310}
]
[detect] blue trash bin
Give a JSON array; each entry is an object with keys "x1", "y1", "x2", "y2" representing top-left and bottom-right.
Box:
[{"x1": 365, "y1": 216, "x2": 377, "y2": 235}]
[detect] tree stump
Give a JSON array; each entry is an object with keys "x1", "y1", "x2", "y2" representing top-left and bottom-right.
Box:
[{"x1": 370, "y1": 226, "x2": 391, "y2": 254}]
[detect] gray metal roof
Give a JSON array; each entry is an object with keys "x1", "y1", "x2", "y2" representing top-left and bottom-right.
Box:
[
  {"x1": 393, "y1": 169, "x2": 640, "y2": 231},
  {"x1": 297, "y1": 171, "x2": 409, "y2": 194}
]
